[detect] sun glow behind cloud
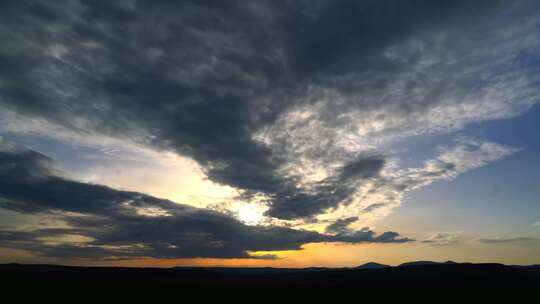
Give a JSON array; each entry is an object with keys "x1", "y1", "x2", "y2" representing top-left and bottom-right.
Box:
[
  {"x1": 70, "y1": 144, "x2": 275, "y2": 226},
  {"x1": 72, "y1": 148, "x2": 239, "y2": 209}
]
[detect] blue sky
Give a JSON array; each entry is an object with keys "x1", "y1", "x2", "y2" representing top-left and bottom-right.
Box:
[{"x1": 380, "y1": 103, "x2": 540, "y2": 242}]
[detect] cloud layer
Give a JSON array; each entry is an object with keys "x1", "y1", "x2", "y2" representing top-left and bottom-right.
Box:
[
  {"x1": 0, "y1": 142, "x2": 411, "y2": 259},
  {"x1": 0, "y1": 1, "x2": 538, "y2": 242}
]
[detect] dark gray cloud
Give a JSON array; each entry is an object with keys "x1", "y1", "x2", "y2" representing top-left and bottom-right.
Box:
[
  {"x1": 0, "y1": 0, "x2": 539, "y2": 221},
  {"x1": 0, "y1": 144, "x2": 411, "y2": 259},
  {"x1": 325, "y1": 217, "x2": 358, "y2": 234},
  {"x1": 362, "y1": 203, "x2": 387, "y2": 213},
  {"x1": 266, "y1": 156, "x2": 385, "y2": 219}
]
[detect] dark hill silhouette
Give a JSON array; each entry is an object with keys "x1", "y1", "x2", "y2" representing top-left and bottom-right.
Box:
[
  {"x1": 398, "y1": 260, "x2": 458, "y2": 267},
  {"x1": 1, "y1": 262, "x2": 539, "y2": 292},
  {"x1": 355, "y1": 262, "x2": 390, "y2": 269}
]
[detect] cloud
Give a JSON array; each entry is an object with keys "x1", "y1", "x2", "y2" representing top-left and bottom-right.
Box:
[
  {"x1": 421, "y1": 232, "x2": 460, "y2": 246},
  {"x1": 0, "y1": 0, "x2": 538, "y2": 224},
  {"x1": 265, "y1": 156, "x2": 385, "y2": 219},
  {"x1": 476, "y1": 237, "x2": 537, "y2": 244},
  {"x1": 312, "y1": 139, "x2": 518, "y2": 229},
  {"x1": 325, "y1": 217, "x2": 358, "y2": 234},
  {"x1": 0, "y1": 143, "x2": 411, "y2": 260},
  {"x1": 533, "y1": 221, "x2": 540, "y2": 227}
]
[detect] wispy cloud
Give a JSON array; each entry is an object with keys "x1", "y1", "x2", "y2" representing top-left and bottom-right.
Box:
[
  {"x1": 310, "y1": 139, "x2": 519, "y2": 231},
  {"x1": 422, "y1": 232, "x2": 461, "y2": 246},
  {"x1": 476, "y1": 237, "x2": 537, "y2": 244}
]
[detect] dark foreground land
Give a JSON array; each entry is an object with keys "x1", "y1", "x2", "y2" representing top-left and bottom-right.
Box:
[{"x1": 1, "y1": 262, "x2": 539, "y2": 293}]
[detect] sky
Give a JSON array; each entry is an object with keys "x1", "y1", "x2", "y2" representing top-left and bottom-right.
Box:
[{"x1": 0, "y1": 0, "x2": 539, "y2": 267}]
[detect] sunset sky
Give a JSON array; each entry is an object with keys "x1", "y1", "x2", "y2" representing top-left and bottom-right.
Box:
[{"x1": 1, "y1": 0, "x2": 540, "y2": 267}]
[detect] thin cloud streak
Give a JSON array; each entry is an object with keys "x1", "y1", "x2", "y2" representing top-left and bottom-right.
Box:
[{"x1": 476, "y1": 237, "x2": 537, "y2": 244}]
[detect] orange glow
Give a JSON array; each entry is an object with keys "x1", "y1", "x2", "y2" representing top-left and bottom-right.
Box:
[{"x1": 71, "y1": 240, "x2": 540, "y2": 268}]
